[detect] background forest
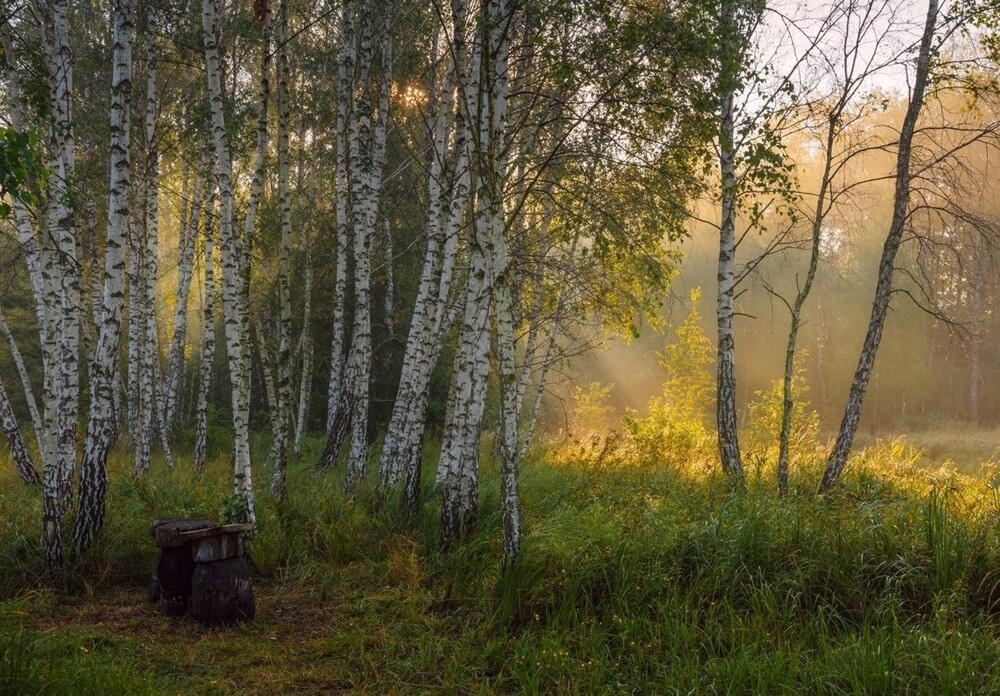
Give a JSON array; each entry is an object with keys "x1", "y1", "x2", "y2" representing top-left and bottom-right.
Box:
[{"x1": 4, "y1": 0, "x2": 1000, "y2": 693}]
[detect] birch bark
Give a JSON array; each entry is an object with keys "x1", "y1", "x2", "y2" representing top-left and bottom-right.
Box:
[
  {"x1": 294, "y1": 260, "x2": 313, "y2": 457},
  {"x1": 36, "y1": 0, "x2": 79, "y2": 568},
  {"x1": 164, "y1": 166, "x2": 204, "y2": 429},
  {"x1": 382, "y1": 220, "x2": 394, "y2": 335},
  {"x1": 776, "y1": 99, "x2": 840, "y2": 495},
  {"x1": 201, "y1": 0, "x2": 268, "y2": 524},
  {"x1": 127, "y1": 215, "x2": 142, "y2": 439},
  {"x1": 75, "y1": 0, "x2": 136, "y2": 551},
  {"x1": 437, "y1": 0, "x2": 490, "y2": 547},
  {"x1": 134, "y1": 13, "x2": 171, "y2": 474},
  {"x1": 253, "y1": 311, "x2": 281, "y2": 464},
  {"x1": 321, "y1": 0, "x2": 392, "y2": 487},
  {"x1": 380, "y1": 10, "x2": 469, "y2": 505},
  {"x1": 194, "y1": 180, "x2": 217, "y2": 472},
  {"x1": 378, "y1": 28, "x2": 449, "y2": 493},
  {"x1": 716, "y1": 1, "x2": 744, "y2": 481},
  {"x1": 480, "y1": 0, "x2": 521, "y2": 565},
  {"x1": 0, "y1": 308, "x2": 43, "y2": 453},
  {"x1": 271, "y1": 0, "x2": 293, "y2": 500},
  {"x1": 820, "y1": 0, "x2": 938, "y2": 492},
  {"x1": 324, "y1": 0, "x2": 354, "y2": 438},
  {"x1": 0, "y1": 373, "x2": 40, "y2": 486},
  {"x1": 343, "y1": 0, "x2": 378, "y2": 495}
]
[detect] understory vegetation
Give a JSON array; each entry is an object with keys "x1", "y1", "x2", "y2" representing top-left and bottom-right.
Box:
[{"x1": 4, "y1": 425, "x2": 1000, "y2": 694}]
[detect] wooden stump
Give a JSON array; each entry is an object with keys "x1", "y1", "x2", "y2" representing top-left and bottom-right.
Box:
[
  {"x1": 153, "y1": 546, "x2": 196, "y2": 616},
  {"x1": 189, "y1": 556, "x2": 255, "y2": 626},
  {"x1": 150, "y1": 519, "x2": 215, "y2": 616},
  {"x1": 150, "y1": 520, "x2": 255, "y2": 626}
]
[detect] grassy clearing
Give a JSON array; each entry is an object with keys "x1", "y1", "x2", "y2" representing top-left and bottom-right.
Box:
[{"x1": 3, "y1": 429, "x2": 1000, "y2": 693}]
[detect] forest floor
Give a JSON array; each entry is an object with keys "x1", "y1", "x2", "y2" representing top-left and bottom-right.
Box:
[{"x1": 4, "y1": 427, "x2": 1000, "y2": 694}]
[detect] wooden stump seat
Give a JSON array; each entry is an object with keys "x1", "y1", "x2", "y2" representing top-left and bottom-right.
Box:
[{"x1": 151, "y1": 519, "x2": 255, "y2": 626}]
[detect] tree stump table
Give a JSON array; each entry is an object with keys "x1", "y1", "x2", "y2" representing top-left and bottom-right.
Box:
[{"x1": 151, "y1": 519, "x2": 256, "y2": 626}]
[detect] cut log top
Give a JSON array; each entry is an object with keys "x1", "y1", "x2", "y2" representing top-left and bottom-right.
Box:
[
  {"x1": 176, "y1": 523, "x2": 255, "y2": 542},
  {"x1": 152, "y1": 520, "x2": 254, "y2": 547},
  {"x1": 152, "y1": 519, "x2": 217, "y2": 547}
]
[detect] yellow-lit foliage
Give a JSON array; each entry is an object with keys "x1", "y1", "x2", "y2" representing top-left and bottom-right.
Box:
[
  {"x1": 568, "y1": 382, "x2": 616, "y2": 439},
  {"x1": 622, "y1": 288, "x2": 715, "y2": 466},
  {"x1": 741, "y1": 367, "x2": 820, "y2": 465}
]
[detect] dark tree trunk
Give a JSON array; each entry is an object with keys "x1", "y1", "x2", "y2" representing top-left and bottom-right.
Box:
[{"x1": 820, "y1": 0, "x2": 939, "y2": 492}]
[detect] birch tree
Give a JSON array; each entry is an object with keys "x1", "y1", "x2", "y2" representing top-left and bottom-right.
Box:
[
  {"x1": 819, "y1": 0, "x2": 939, "y2": 492},
  {"x1": 30, "y1": 0, "x2": 82, "y2": 568},
  {"x1": 771, "y1": 0, "x2": 907, "y2": 494},
  {"x1": 318, "y1": 0, "x2": 393, "y2": 493},
  {"x1": 74, "y1": 0, "x2": 136, "y2": 550},
  {"x1": 164, "y1": 161, "x2": 204, "y2": 430},
  {"x1": 294, "y1": 256, "x2": 314, "y2": 457},
  {"x1": 482, "y1": 0, "x2": 522, "y2": 565},
  {"x1": 0, "y1": 374, "x2": 40, "y2": 486},
  {"x1": 133, "y1": 8, "x2": 173, "y2": 475},
  {"x1": 271, "y1": 0, "x2": 293, "y2": 500},
  {"x1": 201, "y1": 0, "x2": 272, "y2": 523},
  {"x1": 324, "y1": 0, "x2": 355, "y2": 440},
  {"x1": 437, "y1": 0, "x2": 494, "y2": 547},
  {"x1": 0, "y1": 308, "x2": 42, "y2": 452},
  {"x1": 195, "y1": 179, "x2": 218, "y2": 472},
  {"x1": 378, "y1": 16, "x2": 469, "y2": 506},
  {"x1": 712, "y1": 0, "x2": 771, "y2": 482}
]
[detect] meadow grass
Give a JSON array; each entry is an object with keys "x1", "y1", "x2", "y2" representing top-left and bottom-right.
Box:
[{"x1": 2, "y1": 428, "x2": 1000, "y2": 693}]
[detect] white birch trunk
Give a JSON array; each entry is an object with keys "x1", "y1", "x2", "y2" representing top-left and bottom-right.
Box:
[
  {"x1": 516, "y1": 233, "x2": 577, "y2": 461},
  {"x1": 437, "y1": 246, "x2": 491, "y2": 547},
  {"x1": 36, "y1": 0, "x2": 79, "y2": 568},
  {"x1": 382, "y1": 219, "x2": 394, "y2": 335},
  {"x1": 194, "y1": 181, "x2": 217, "y2": 472},
  {"x1": 716, "y1": 3, "x2": 744, "y2": 481},
  {"x1": 378, "y1": 28, "x2": 448, "y2": 493},
  {"x1": 127, "y1": 217, "x2": 142, "y2": 439},
  {"x1": 164, "y1": 166, "x2": 204, "y2": 429},
  {"x1": 294, "y1": 259, "x2": 313, "y2": 457},
  {"x1": 0, "y1": 308, "x2": 43, "y2": 453},
  {"x1": 134, "y1": 15, "x2": 172, "y2": 474},
  {"x1": 253, "y1": 311, "x2": 281, "y2": 464},
  {"x1": 379, "y1": 15, "x2": 468, "y2": 503},
  {"x1": 0, "y1": 373, "x2": 40, "y2": 486},
  {"x1": 481, "y1": 0, "x2": 520, "y2": 566},
  {"x1": 271, "y1": 0, "x2": 293, "y2": 500},
  {"x1": 201, "y1": 0, "x2": 264, "y2": 524},
  {"x1": 129, "y1": 213, "x2": 151, "y2": 475},
  {"x1": 293, "y1": 126, "x2": 314, "y2": 458},
  {"x1": 437, "y1": 0, "x2": 490, "y2": 547},
  {"x1": 343, "y1": 0, "x2": 378, "y2": 494},
  {"x1": 324, "y1": 0, "x2": 355, "y2": 438},
  {"x1": 74, "y1": 0, "x2": 136, "y2": 551}
]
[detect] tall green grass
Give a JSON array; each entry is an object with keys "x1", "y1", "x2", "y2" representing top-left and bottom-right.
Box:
[{"x1": 2, "y1": 429, "x2": 1000, "y2": 693}]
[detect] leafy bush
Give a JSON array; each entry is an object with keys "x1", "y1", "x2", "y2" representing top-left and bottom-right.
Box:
[
  {"x1": 742, "y1": 368, "x2": 820, "y2": 468},
  {"x1": 622, "y1": 287, "x2": 715, "y2": 465}
]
